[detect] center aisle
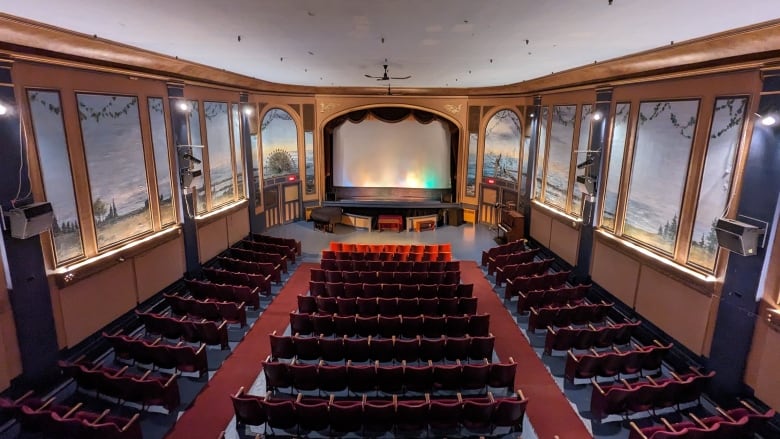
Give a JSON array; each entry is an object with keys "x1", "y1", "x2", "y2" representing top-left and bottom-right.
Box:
[
  {"x1": 461, "y1": 260, "x2": 593, "y2": 439},
  {"x1": 164, "y1": 263, "x2": 314, "y2": 439}
]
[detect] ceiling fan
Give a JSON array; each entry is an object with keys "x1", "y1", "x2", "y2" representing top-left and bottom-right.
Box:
[{"x1": 365, "y1": 60, "x2": 411, "y2": 81}]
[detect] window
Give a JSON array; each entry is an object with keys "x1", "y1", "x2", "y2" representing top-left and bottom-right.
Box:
[
  {"x1": 27, "y1": 90, "x2": 84, "y2": 263},
  {"x1": 534, "y1": 106, "x2": 549, "y2": 197},
  {"x1": 185, "y1": 101, "x2": 206, "y2": 214},
  {"x1": 304, "y1": 131, "x2": 315, "y2": 194},
  {"x1": 148, "y1": 97, "x2": 175, "y2": 226},
  {"x1": 624, "y1": 100, "x2": 699, "y2": 254},
  {"x1": 204, "y1": 101, "x2": 234, "y2": 207},
  {"x1": 689, "y1": 97, "x2": 747, "y2": 269},
  {"x1": 261, "y1": 108, "x2": 298, "y2": 180},
  {"x1": 77, "y1": 93, "x2": 152, "y2": 249},
  {"x1": 465, "y1": 132, "x2": 478, "y2": 197},
  {"x1": 570, "y1": 104, "x2": 593, "y2": 216},
  {"x1": 544, "y1": 105, "x2": 577, "y2": 208},
  {"x1": 483, "y1": 110, "x2": 522, "y2": 184},
  {"x1": 601, "y1": 103, "x2": 631, "y2": 230},
  {"x1": 231, "y1": 104, "x2": 245, "y2": 199}
]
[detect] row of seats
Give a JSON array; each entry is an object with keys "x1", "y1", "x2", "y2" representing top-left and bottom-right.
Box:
[
  {"x1": 0, "y1": 394, "x2": 141, "y2": 439},
  {"x1": 516, "y1": 284, "x2": 590, "y2": 313},
  {"x1": 184, "y1": 278, "x2": 262, "y2": 309},
  {"x1": 251, "y1": 233, "x2": 301, "y2": 256},
  {"x1": 329, "y1": 242, "x2": 452, "y2": 254},
  {"x1": 322, "y1": 251, "x2": 451, "y2": 265},
  {"x1": 504, "y1": 270, "x2": 571, "y2": 299},
  {"x1": 313, "y1": 260, "x2": 460, "y2": 275},
  {"x1": 271, "y1": 333, "x2": 497, "y2": 364},
  {"x1": 527, "y1": 301, "x2": 613, "y2": 332},
  {"x1": 232, "y1": 389, "x2": 527, "y2": 437},
  {"x1": 227, "y1": 247, "x2": 287, "y2": 273},
  {"x1": 59, "y1": 360, "x2": 180, "y2": 413},
  {"x1": 218, "y1": 256, "x2": 282, "y2": 284},
  {"x1": 136, "y1": 310, "x2": 229, "y2": 349},
  {"x1": 164, "y1": 292, "x2": 247, "y2": 327},
  {"x1": 313, "y1": 269, "x2": 461, "y2": 285},
  {"x1": 494, "y1": 257, "x2": 554, "y2": 286},
  {"x1": 544, "y1": 320, "x2": 642, "y2": 355},
  {"x1": 242, "y1": 239, "x2": 296, "y2": 263},
  {"x1": 486, "y1": 248, "x2": 539, "y2": 276},
  {"x1": 309, "y1": 280, "x2": 473, "y2": 299},
  {"x1": 480, "y1": 239, "x2": 527, "y2": 267},
  {"x1": 565, "y1": 341, "x2": 673, "y2": 383},
  {"x1": 103, "y1": 331, "x2": 208, "y2": 377},
  {"x1": 590, "y1": 369, "x2": 715, "y2": 421},
  {"x1": 299, "y1": 294, "x2": 478, "y2": 317},
  {"x1": 263, "y1": 357, "x2": 511, "y2": 396},
  {"x1": 628, "y1": 401, "x2": 775, "y2": 439},
  {"x1": 290, "y1": 312, "x2": 491, "y2": 338}
]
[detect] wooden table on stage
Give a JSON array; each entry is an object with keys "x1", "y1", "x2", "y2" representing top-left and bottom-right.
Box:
[{"x1": 378, "y1": 214, "x2": 403, "y2": 232}]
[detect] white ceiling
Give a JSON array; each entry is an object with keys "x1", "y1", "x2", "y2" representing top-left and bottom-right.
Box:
[{"x1": 4, "y1": 0, "x2": 779, "y2": 89}]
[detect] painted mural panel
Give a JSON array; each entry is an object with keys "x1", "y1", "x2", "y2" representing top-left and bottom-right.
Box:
[
  {"x1": 231, "y1": 103, "x2": 245, "y2": 199},
  {"x1": 570, "y1": 104, "x2": 593, "y2": 216},
  {"x1": 545, "y1": 105, "x2": 576, "y2": 209},
  {"x1": 304, "y1": 131, "x2": 315, "y2": 194},
  {"x1": 534, "y1": 107, "x2": 549, "y2": 198},
  {"x1": 204, "y1": 101, "x2": 234, "y2": 207},
  {"x1": 483, "y1": 110, "x2": 521, "y2": 185},
  {"x1": 624, "y1": 100, "x2": 699, "y2": 253},
  {"x1": 26, "y1": 90, "x2": 84, "y2": 263},
  {"x1": 148, "y1": 97, "x2": 175, "y2": 225},
  {"x1": 466, "y1": 132, "x2": 478, "y2": 197},
  {"x1": 261, "y1": 108, "x2": 298, "y2": 180},
  {"x1": 77, "y1": 93, "x2": 152, "y2": 249},
  {"x1": 601, "y1": 103, "x2": 631, "y2": 230}
]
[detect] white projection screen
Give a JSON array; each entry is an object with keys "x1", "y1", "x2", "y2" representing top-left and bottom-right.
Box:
[{"x1": 333, "y1": 118, "x2": 451, "y2": 188}]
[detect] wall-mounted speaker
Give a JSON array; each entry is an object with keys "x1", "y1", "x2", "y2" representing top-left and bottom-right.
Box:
[{"x1": 714, "y1": 217, "x2": 765, "y2": 256}]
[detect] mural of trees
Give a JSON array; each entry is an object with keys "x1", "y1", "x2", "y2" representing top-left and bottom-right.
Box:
[{"x1": 483, "y1": 110, "x2": 521, "y2": 184}]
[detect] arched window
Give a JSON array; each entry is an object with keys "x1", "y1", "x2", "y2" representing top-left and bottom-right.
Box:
[
  {"x1": 483, "y1": 110, "x2": 522, "y2": 185},
  {"x1": 261, "y1": 108, "x2": 298, "y2": 180}
]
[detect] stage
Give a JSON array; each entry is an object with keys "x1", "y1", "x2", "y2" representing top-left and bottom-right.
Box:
[{"x1": 321, "y1": 199, "x2": 463, "y2": 229}]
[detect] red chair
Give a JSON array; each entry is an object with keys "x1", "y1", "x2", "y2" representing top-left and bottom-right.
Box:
[
  {"x1": 344, "y1": 337, "x2": 370, "y2": 363},
  {"x1": 231, "y1": 387, "x2": 267, "y2": 435},
  {"x1": 328, "y1": 397, "x2": 363, "y2": 435},
  {"x1": 491, "y1": 390, "x2": 529, "y2": 435},
  {"x1": 293, "y1": 394, "x2": 329, "y2": 435},
  {"x1": 316, "y1": 361, "x2": 348, "y2": 395},
  {"x1": 488, "y1": 357, "x2": 517, "y2": 392},
  {"x1": 462, "y1": 395, "x2": 495, "y2": 435},
  {"x1": 369, "y1": 337, "x2": 395, "y2": 363},
  {"x1": 428, "y1": 396, "x2": 462, "y2": 436},
  {"x1": 346, "y1": 361, "x2": 376, "y2": 395},
  {"x1": 376, "y1": 362, "x2": 405, "y2": 395},
  {"x1": 362, "y1": 397, "x2": 396, "y2": 436},
  {"x1": 264, "y1": 397, "x2": 296, "y2": 436},
  {"x1": 395, "y1": 397, "x2": 429, "y2": 435}
]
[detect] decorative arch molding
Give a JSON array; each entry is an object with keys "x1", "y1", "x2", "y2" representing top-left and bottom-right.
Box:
[{"x1": 318, "y1": 102, "x2": 464, "y2": 133}]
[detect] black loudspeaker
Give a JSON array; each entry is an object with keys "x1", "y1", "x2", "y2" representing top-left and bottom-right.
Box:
[{"x1": 445, "y1": 207, "x2": 463, "y2": 226}]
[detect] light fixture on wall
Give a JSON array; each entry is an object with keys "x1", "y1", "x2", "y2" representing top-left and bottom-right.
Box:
[
  {"x1": 592, "y1": 111, "x2": 603, "y2": 121},
  {"x1": 0, "y1": 102, "x2": 8, "y2": 116},
  {"x1": 754, "y1": 112, "x2": 778, "y2": 126},
  {"x1": 176, "y1": 100, "x2": 191, "y2": 112},
  {"x1": 767, "y1": 309, "x2": 780, "y2": 332},
  {"x1": 242, "y1": 104, "x2": 255, "y2": 116}
]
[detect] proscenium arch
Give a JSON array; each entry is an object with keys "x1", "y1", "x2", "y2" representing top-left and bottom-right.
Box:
[{"x1": 318, "y1": 103, "x2": 464, "y2": 203}]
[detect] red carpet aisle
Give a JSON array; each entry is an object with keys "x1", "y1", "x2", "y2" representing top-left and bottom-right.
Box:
[
  {"x1": 461, "y1": 261, "x2": 593, "y2": 439},
  {"x1": 165, "y1": 263, "x2": 314, "y2": 439}
]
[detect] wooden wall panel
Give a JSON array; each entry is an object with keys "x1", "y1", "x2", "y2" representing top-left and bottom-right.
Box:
[
  {"x1": 227, "y1": 208, "x2": 250, "y2": 246},
  {"x1": 549, "y1": 219, "x2": 580, "y2": 265},
  {"x1": 0, "y1": 260, "x2": 22, "y2": 390},
  {"x1": 58, "y1": 262, "x2": 136, "y2": 347},
  {"x1": 529, "y1": 206, "x2": 552, "y2": 247},
  {"x1": 591, "y1": 240, "x2": 641, "y2": 307},
  {"x1": 134, "y1": 236, "x2": 185, "y2": 302},
  {"x1": 635, "y1": 266, "x2": 714, "y2": 355},
  {"x1": 198, "y1": 218, "x2": 228, "y2": 263},
  {"x1": 744, "y1": 318, "x2": 780, "y2": 411}
]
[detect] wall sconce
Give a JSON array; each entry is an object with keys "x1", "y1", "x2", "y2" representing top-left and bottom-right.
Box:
[
  {"x1": 592, "y1": 111, "x2": 603, "y2": 121},
  {"x1": 242, "y1": 104, "x2": 255, "y2": 116},
  {"x1": 176, "y1": 100, "x2": 192, "y2": 112},
  {"x1": 767, "y1": 309, "x2": 780, "y2": 332},
  {"x1": 754, "y1": 112, "x2": 778, "y2": 127},
  {"x1": 0, "y1": 102, "x2": 8, "y2": 116}
]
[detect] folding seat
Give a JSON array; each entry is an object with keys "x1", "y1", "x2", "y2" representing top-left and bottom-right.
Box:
[
  {"x1": 445, "y1": 336, "x2": 470, "y2": 362},
  {"x1": 365, "y1": 260, "x2": 383, "y2": 272},
  {"x1": 333, "y1": 315, "x2": 356, "y2": 337},
  {"x1": 437, "y1": 283, "x2": 457, "y2": 299},
  {"x1": 399, "y1": 283, "x2": 419, "y2": 299},
  {"x1": 461, "y1": 396, "x2": 495, "y2": 435},
  {"x1": 324, "y1": 270, "x2": 343, "y2": 283},
  {"x1": 433, "y1": 363, "x2": 462, "y2": 392},
  {"x1": 428, "y1": 397, "x2": 462, "y2": 436},
  {"x1": 362, "y1": 282, "x2": 381, "y2": 298},
  {"x1": 418, "y1": 298, "x2": 439, "y2": 315},
  {"x1": 380, "y1": 283, "x2": 401, "y2": 298},
  {"x1": 378, "y1": 315, "x2": 403, "y2": 339},
  {"x1": 393, "y1": 336, "x2": 420, "y2": 363},
  {"x1": 376, "y1": 363, "x2": 405, "y2": 395},
  {"x1": 590, "y1": 380, "x2": 633, "y2": 421},
  {"x1": 231, "y1": 387, "x2": 267, "y2": 434},
  {"x1": 419, "y1": 284, "x2": 439, "y2": 299},
  {"x1": 356, "y1": 297, "x2": 378, "y2": 316},
  {"x1": 356, "y1": 315, "x2": 379, "y2": 337},
  {"x1": 264, "y1": 398, "x2": 297, "y2": 435},
  {"x1": 461, "y1": 361, "x2": 491, "y2": 393},
  {"x1": 401, "y1": 315, "x2": 424, "y2": 338},
  {"x1": 488, "y1": 357, "x2": 517, "y2": 392},
  {"x1": 362, "y1": 397, "x2": 396, "y2": 436},
  {"x1": 423, "y1": 315, "x2": 446, "y2": 338},
  {"x1": 313, "y1": 296, "x2": 336, "y2": 315},
  {"x1": 369, "y1": 337, "x2": 395, "y2": 363},
  {"x1": 458, "y1": 297, "x2": 478, "y2": 315},
  {"x1": 320, "y1": 258, "x2": 337, "y2": 271},
  {"x1": 262, "y1": 356, "x2": 293, "y2": 393},
  {"x1": 621, "y1": 349, "x2": 645, "y2": 377},
  {"x1": 344, "y1": 338, "x2": 370, "y2": 363},
  {"x1": 319, "y1": 336, "x2": 345, "y2": 363},
  {"x1": 317, "y1": 361, "x2": 348, "y2": 395},
  {"x1": 342, "y1": 282, "x2": 363, "y2": 299},
  {"x1": 457, "y1": 283, "x2": 474, "y2": 299},
  {"x1": 379, "y1": 273, "x2": 395, "y2": 288},
  {"x1": 394, "y1": 271, "x2": 412, "y2": 284},
  {"x1": 469, "y1": 335, "x2": 495, "y2": 361},
  {"x1": 325, "y1": 282, "x2": 344, "y2": 299},
  {"x1": 335, "y1": 251, "x2": 352, "y2": 262},
  {"x1": 424, "y1": 261, "x2": 441, "y2": 272},
  {"x1": 396, "y1": 261, "x2": 413, "y2": 272},
  {"x1": 310, "y1": 268, "x2": 326, "y2": 282},
  {"x1": 289, "y1": 361, "x2": 319, "y2": 393},
  {"x1": 346, "y1": 360, "x2": 376, "y2": 395},
  {"x1": 294, "y1": 395, "x2": 330, "y2": 435},
  {"x1": 329, "y1": 398, "x2": 363, "y2": 435},
  {"x1": 445, "y1": 315, "x2": 469, "y2": 337},
  {"x1": 355, "y1": 243, "x2": 369, "y2": 253},
  {"x1": 438, "y1": 297, "x2": 459, "y2": 315},
  {"x1": 369, "y1": 244, "x2": 385, "y2": 253},
  {"x1": 328, "y1": 242, "x2": 341, "y2": 252},
  {"x1": 492, "y1": 390, "x2": 529, "y2": 435},
  {"x1": 443, "y1": 271, "x2": 460, "y2": 284},
  {"x1": 468, "y1": 314, "x2": 491, "y2": 337},
  {"x1": 377, "y1": 297, "x2": 399, "y2": 317},
  {"x1": 290, "y1": 312, "x2": 313, "y2": 335},
  {"x1": 312, "y1": 314, "x2": 335, "y2": 337},
  {"x1": 382, "y1": 261, "x2": 398, "y2": 272},
  {"x1": 396, "y1": 398, "x2": 429, "y2": 435},
  {"x1": 334, "y1": 297, "x2": 356, "y2": 316},
  {"x1": 641, "y1": 342, "x2": 673, "y2": 374},
  {"x1": 564, "y1": 350, "x2": 603, "y2": 382},
  {"x1": 292, "y1": 335, "x2": 321, "y2": 361},
  {"x1": 342, "y1": 270, "x2": 360, "y2": 283}
]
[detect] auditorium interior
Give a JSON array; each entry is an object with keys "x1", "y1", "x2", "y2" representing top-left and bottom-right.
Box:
[{"x1": 1, "y1": 2, "x2": 780, "y2": 438}]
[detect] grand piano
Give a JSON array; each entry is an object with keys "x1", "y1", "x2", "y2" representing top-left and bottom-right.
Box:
[{"x1": 499, "y1": 208, "x2": 525, "y2": 242}]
